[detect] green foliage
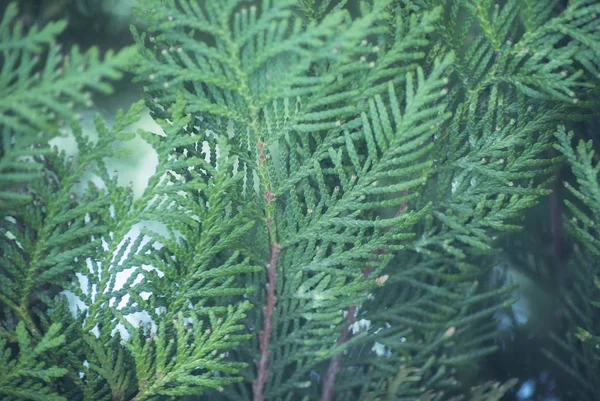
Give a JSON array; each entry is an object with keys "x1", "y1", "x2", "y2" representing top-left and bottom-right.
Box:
[
  {"x1": 0, "y1": 2, "x2": 136, "y2": 209},
  {"x1": 468, "y1": 378, "x2": 519, "y2": 401},
  {"x1": 1, "y1": 2, "x2": 260, "y2": 398},
  {"x1": 555, "y1": 127, "x2": 600, "y2": 258},
  {"x1": 0, "y1": 322, "x2": 67, "y2": 401},
  {"x1": 1, "y1": 0, "x2": 600, "y2": 401},
  {"x1": 538, "y1": 126, "x2": 600, "y2": 400},
  {"x1": 429, "y1": 0, "x2": 600, "y2": 104}
]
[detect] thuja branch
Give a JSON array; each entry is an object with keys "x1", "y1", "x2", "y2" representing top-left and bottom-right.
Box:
[
  {"x1": 252, "y1": 241, "x2": 281, "y2": 401},
  {"x1": 252, "y1": 140, "x2": 280, "y2": 401},
  {"x1": 321, "y1": 192, "x2": 410, "y2": 401}
]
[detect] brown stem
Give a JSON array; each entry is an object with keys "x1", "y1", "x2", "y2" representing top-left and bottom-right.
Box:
[
  {"x1": 320, "y1": 192, "x2": 409, "y2": 401},
  {"x1": 252, "y1": 241, "x2": 281, "y2": 401},
  {"x1": 321, "y1": 305, "x2": 356, "y2": 401}
]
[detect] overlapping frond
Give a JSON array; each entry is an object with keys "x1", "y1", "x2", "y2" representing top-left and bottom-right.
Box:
[
  {"x1": 0, "y1": 101, "x2": 144, "y2": 335},
  {"x1": 539, "y1": 126, "x2": 600, "y2": 401},
  {"x1": 234, "y1": 56, "x2": 453, "y2": 399},
  {"x1": 555, "y1": 127, "x2": 600, "y2": 257},
  {"x1": 429, "y1": 0, "x2": 599, "y2": 105},
  {"x1": 0, "y1": 2, "x2": 135, "y2": 209},
  {"x1": 132, "y1": 0, "x2": 443, "y2": 150},
  {"x1": 59, "y1": 99, "x2": 262, "y2": 399},
  {"x1": 412, "y1": 87, "x2": 559, "y2": 261},
  {"x1": 0, "y1": 322, "x2": 67, "y2": 401},
  {"x1": 2, "y1": 84, "x2": 260, "y2": 399}
]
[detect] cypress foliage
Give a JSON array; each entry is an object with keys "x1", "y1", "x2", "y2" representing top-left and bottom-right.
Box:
[{"x1": 0, "y1": 1, "x2": 599, "y2": 400}]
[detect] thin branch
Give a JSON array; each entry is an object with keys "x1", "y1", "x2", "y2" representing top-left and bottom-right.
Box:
[
  {"x1": 321, "y1": 304, "x2": 356, "y2": 401},
  {"x1": 252, "y1": 240, "x2": 281, "y2": 401}
]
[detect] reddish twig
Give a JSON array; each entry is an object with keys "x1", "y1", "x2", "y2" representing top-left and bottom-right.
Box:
[
  {"x1": 321, "y1": 305, "x2": 357, "y2": 401},
  {"x1": 252, "y1": 241, "x2": 281, "y2": 401}
]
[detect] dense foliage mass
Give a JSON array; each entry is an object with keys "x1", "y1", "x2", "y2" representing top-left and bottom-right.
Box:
[{"x1": 0, "y1": 1, "x2": 599, "y2": 400}]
